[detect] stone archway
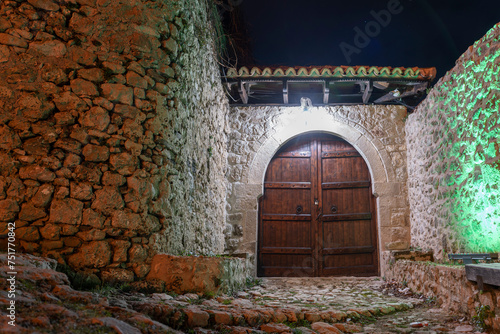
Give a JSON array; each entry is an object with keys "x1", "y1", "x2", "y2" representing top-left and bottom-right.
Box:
[{"x1": 226, "y1": 105, "x2": 409, "y2": 276}]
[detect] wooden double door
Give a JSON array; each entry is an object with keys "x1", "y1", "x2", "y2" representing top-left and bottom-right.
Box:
[{"x1": 257, "y1": 133, "x2": 378, "y2": 277}]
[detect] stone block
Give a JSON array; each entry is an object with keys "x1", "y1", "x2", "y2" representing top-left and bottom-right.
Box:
[
  {"x1": 19, "y1": 202, "x2": 47, "y2": 221},
  {"x1": 311, "y1": 322, "x2": 342, "y2": 334},
  {"x1": 16, "y1": 226, "x2": 40, "y2": 242},
  {"x1": 82, "y1": 144, "x2": 110, "y2": 162},
  {"x1": 146, "y1": 254, "x2": 246, "y2": 295},
  {"x1": 101, "y1": 268, "x2": 135, "y2": 284},
  {"x1": 68, "y1": 241, "x2": 111, "y2": 269},
  {"x1": 0, "y1": 125, "x2": 21, "y2": 150},
  {"x1": 49, "y1": 198, "x2": 83, "y2": 225},
  {"x1": 29, "y1": 40, "x2": 67, "y2": 57},
  {"x1": 0, "y1": 199, "x2": 20, "y2": 221},
  {"x1": 101, "y1": 83, "x2": 133, "y2": 105},
  {"x1": 79, "y1": 106, "x2": 110, "y2": 131},
  {"x1": 0, "y1": 33, "x2": 28, "y2": 48},
  {"x1": 91, "y1": 186, "x2": 124, "y2": 215},
  {"x1": 31, "y1": 185, "x2": 54, "y2": 208},
  {"x1": 184, "y1": 307, "x2": 209, "y2": 328}
]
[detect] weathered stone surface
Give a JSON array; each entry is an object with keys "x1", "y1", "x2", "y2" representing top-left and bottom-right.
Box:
[
  {"x1": 311, "y1": 322, "x2": 342, "y2": 334},
  {"x1": 69, "y1": 46, "x2": 96, "y2": 66},
  {"x1": 0, "y1": 199, "x2": 20, "y2": 221},
  {"x1": 70, "y1": 78, "x2": 98, "y2": 96},
  {"x1": 406, "y1": 24, "x2": 500, "y2": 258},
  {"x1": 19, "y1": 202, "x2": 47, "y2": 221},
  {"x1": 0, "y1": 0, "x2": 229, "y2": 274},
  {"x1": 208, "y1": 310, "x2": 232, "y2": 325},
  {"x1": 54, "y1": 112, "x2": 75, "y2": 126},
  {"x1": 28, "y1": 0, "x2": 60, "y2": 11},
  {"x1": 110, "y1": 153, "x2": 138, "y2": 175},
  {"x1": 54, "y1": 138, "x2": 82, "y2": 154},
  {"x1": 184, "y1": 307, "x2": 209, "y2": 328},
  {"x1": 53, "y1": 92, "x2": 87, "y2": 113},
  {"x1": 81, "y1": 208, "x2": 105, "y2": 228},
  {"x1": 41, "y1": 63, "x2": 68, "y2": 84},
  {"x1": 110, "y1": 239, "x2": 131, "y2": 262},
  {"x1": 122, "y1": 119, "x2": 143, "y2": 139},
  {"x1": 126, "y1": 71, "x2": 148, "y2": 89},
  {"x1": 92, "y1": 317, "x2": 141, "y2": 334},
  {"x1": 128, "y1": 244, "x2": 148, "y2": 263},
  {"x1": 77, "y1": 68, "x2": 104, "y2": 82},
  {"x1": 76, "y1": 229, "x2": 106, "y2": 241},
  {"x1": 0, "y1": 125, "x2": 21, "y2": 150},
  {"x1": 18, "y1": 93, "x2": 55, "y2": 121},
  {"x1": 111, "y1": 210, "x2": 141, "y2": 231},
  {"x1": 101, "y1": 268, "x2": 135, "y2": 284},
  {"x1": 40, "y1": 223, "x2": 61, "y2": 240},
  {"x1": 29, "y1": 40, "x2": 67, "y2": 57},
  {"x1": 146, "y1": 255, "x2": 227, "y2": 294},
  {"x1": 102, "y1": 171, "x2": 126, "y2": 186},
  {"x1": 73, "y1": 165, "x2": 102, "y2": 183},
  {"x1": 79, "y1": 106, "x2": 110, "y2": 131},
  {"x1": 17, "y1": 226, "x2": 40, "y2": 242},
  {"x1": 70, "y1": 182, "x2": 93, "y2": 201},
  {"x1": 82, "y1": 144, "x2": 110, "y2": 162},
  {"x1": 0, "y1": 44, "x2": 9, "y2": 62},
  {"x1": 68, "y1": 240, "x2": 111, "y2": 269},
  {"x1": 19, "y1": 166, "x2": 56, "y2": 182},
  {"x1": 163, "y1": 37, "x2": 178, "y2": 55},
  {"x1": 114, "y1": 104, "x2": 145, "y2": 121},
  {"x1": 91, "y1": 186, "x2": 124, "y2": 215},
  {"x1": 31, "y1": 184, "x2": 54, "y2": 208},
  {"x1": 260, "y1": 323, "x2": 291, "y2": 333},
  {"x1": 101, "y1": 83, "x2": 133, "y2": 105},
  {"x1": 0, "y1": 33, "x2": 28, "y2": 48},
  {"x1": 63, "y1": 153, "x2": 81, "y2": 168},
  {"x1": 49, "y1": 198, "x2": 83, "y2": 225}
]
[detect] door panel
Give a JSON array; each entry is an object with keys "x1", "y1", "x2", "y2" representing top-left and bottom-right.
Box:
[{"x1": 258, "y1": 134, "x2": 378, "y2": 277}]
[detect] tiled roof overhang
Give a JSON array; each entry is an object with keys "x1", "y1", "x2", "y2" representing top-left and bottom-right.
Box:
[
  {"x1": 226, "y1": 66, "x2": 436, "y2": 80},
  {"x1": 222, "y1": 66, "x2": 436, "y2": 107}
]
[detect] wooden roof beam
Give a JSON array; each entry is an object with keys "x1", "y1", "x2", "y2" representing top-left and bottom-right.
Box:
[
  {"x1": 374, "y1": 82, "x2": 428, "y2": 103},
  {"x1": 323, "y1": 81, "x2": 330, "y2": 104},
  {"x1": 362, "y1": 81, "x2": 373, "y2": 104},
  {"x1": 238, "y1": 81, "x2": 249, "y2": 104},
  {"x1": 283, "y1": 80, "x2": 289, "y2": 104}
]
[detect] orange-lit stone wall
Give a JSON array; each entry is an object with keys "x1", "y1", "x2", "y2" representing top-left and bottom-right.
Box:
[{"x1": 0, "y1": 0, "x2": 229, "y2": 283}]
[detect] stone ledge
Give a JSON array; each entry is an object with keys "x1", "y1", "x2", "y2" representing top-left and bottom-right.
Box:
[
  {"x1": 392, "y1": 250, "x2": 434, "y2": 262},
  {"x1": 146, "y1": 254, "x2": 248, "y2": 295},
  {"x1": 385, "y1": 258, "x2": 500, "y2": 331}
]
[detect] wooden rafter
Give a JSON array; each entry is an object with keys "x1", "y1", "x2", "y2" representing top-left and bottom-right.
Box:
[
  {"x1": 323, "y1": 81, "x2": 330, "y2": 104},
  {"x1": 362, "y1": 81, "x2": 373, "y2": 104},
  {"x1": 283, "y1": 81, "x2": 289, "y2": 104},
  {"x1": 374, "y1": 82, "x2": 428, "y2": 103},
  {"x1": 238, "y1": 81, "x2": 249, "y2": 104}
]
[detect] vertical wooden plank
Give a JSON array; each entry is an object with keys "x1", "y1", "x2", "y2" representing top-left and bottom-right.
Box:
[{"x1": 311, "y1": 138, "x2": 320, "y2": 276}]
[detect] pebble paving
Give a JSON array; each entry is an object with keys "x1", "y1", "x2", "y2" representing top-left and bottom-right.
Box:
[{"x1": 0, "y1": 254, "x2": 488, "y2": 333}]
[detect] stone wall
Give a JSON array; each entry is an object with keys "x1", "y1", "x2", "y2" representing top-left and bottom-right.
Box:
[
  {"x1": 0, "y1": 0, "x2": 229, "y2": 282},
  {"x1": 406, "y1": 23, "x2": 500, "y2": 259},
  {"x1": 225, "y1": 105, "x2": 410, "y2": 275},
  {"x1": 385, "y1": 258, "x2": 500, "y2": 330}
]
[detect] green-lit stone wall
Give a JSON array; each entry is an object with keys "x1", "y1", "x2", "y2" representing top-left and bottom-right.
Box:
[{"x1": 406, "y1": 23, "x2": 500, "y2": 258}]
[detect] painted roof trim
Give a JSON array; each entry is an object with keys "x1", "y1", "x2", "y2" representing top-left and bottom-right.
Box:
[{"x1": 226, "y1": 66, "x2": 436, "y2": 80}]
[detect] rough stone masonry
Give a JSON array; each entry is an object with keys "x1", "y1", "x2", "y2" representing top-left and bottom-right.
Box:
[{"x1": 0, "y1": 0, "x2": 230, "y2": 283}]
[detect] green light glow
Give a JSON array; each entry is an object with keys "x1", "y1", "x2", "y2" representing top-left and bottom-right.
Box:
[{"x1": 442, "y1": 28, "x2": 500, "y2": 252}]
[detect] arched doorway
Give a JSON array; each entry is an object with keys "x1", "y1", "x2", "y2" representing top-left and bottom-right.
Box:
[{"x1": 257, "y1": 133, "x2": 379, "y2": 277}]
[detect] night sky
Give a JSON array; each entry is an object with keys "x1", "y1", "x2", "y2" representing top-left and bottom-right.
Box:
[{"x1": 238, "y1": 0, "x2": 500, "y2": 80}]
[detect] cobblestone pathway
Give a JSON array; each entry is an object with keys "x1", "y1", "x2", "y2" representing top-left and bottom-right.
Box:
[{"x1": 0, "y1": 255, "x2": 487, "y2": 333}]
